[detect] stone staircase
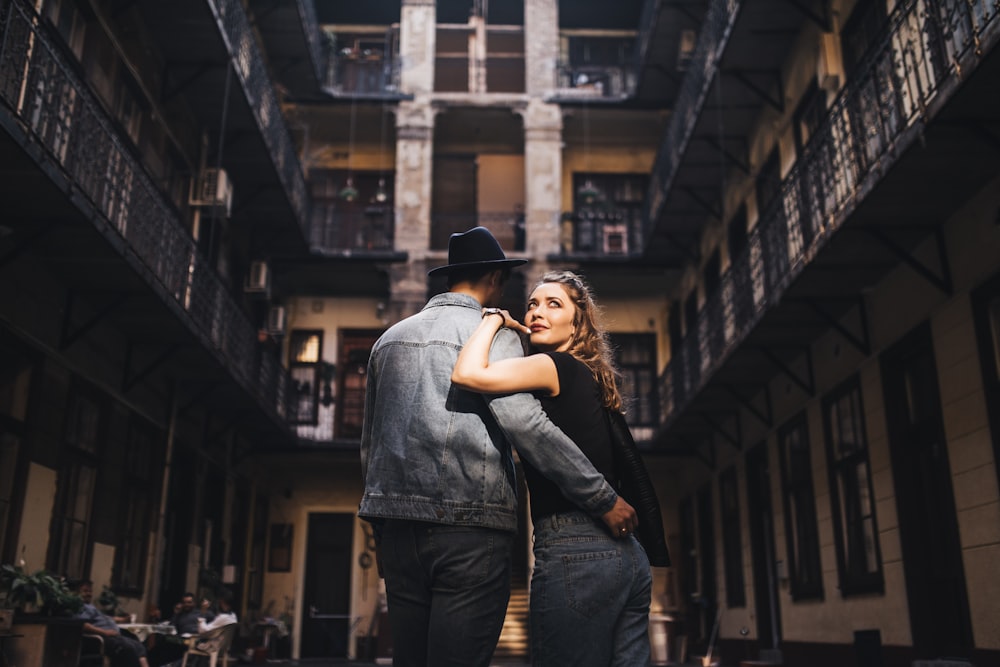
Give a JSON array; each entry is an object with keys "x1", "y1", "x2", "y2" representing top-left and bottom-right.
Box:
[{"x1": 494, "y1": 579, "x2": 529, "y2": 659}]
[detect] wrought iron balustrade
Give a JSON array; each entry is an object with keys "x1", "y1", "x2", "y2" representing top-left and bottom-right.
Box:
[
  {"x1": 553, "y1": 63, "x2": 634, "y2": 99},
  {"x1": 310, "y1": 207, "x2": 395, "y2": 254},
  {"x1": 208, "y1": 0, "x2": 311, "y2": 235},
  {"x1": 0, "y1": 0, "x2": 295, "y2": 423},
  {"x1": 326, "y1": 50, "x2": 401, "y2": 96},
  {"x1": 431, "y1": 212, "x2": 524, "y2": 252},
  {"x1": 293, "y1": 0, "x2": 326, "y2": 85},
  {"x1": 559, "y1": 210, "x2": 643, "y2": 257},
  {"x1": 659, "y1": 0, "x2": 998, "y2": 425},
  {"x1": 643, "y1": 0, "x2": 741, "y2": 230}
]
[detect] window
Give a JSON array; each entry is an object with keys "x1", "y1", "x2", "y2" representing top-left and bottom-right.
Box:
[
  {"x1": 113, "y1": 417, "x2": 160, "y2": 593},
  {"x1": 720, "y1": 466, "x2": 745, "y2": 607},
  {"x1": 571, "y1": 173, "x2": 646, "y2": 255},
  {"x1": 337, "y1": 331, "x2": 380, "y2": 439},
  {"x1": 48, "y1": 385, "x2": 104, "y2": 580},
  {"x1": 822, "y1": 376, "x2": 883, "y2": 595},
  {"x1": 610, "y1": 334, "x2": 658, "y2": 441},
  {"x1": 777, "y1": 412, "x2": 823, "y2": 600},
  {"x1": 756, "y1": 149, "x2": 789, "y2": 296},
  {"x1": 289, "y1": 330, "x2": 324, "y2": 425}
]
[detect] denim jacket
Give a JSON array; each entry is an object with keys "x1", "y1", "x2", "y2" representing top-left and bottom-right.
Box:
[{"x1": 359, "y1": 292, "x2": 618, "y2": 532}]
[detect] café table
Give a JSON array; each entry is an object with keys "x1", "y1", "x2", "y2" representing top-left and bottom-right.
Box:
[{"x1": 118, "y1": 622, "x2": 177, "y2": 643}]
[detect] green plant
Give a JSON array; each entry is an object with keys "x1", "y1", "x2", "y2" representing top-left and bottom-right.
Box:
[
  {"x1": 0, "y1": 565, "x2": 82, "y2": 616},
  {"x1": 97, "y1": 585, "x2": 124, "y2": 617}
]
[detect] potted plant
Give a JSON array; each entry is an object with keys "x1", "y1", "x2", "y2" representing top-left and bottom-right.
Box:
[{"x1": 0, "y1": 565, "x2": 82, "y2": 616}]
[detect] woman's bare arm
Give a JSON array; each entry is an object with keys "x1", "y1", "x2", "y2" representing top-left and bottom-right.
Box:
[{"x1": 452, "y1": 309, "x2": 560, "y2": 395}]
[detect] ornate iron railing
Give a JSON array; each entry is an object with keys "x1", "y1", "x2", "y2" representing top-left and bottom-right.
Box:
[
  {"x1": 326, "y1": 38, "x2": 402, "y2": 96},
  {"x1": 553, "y1": 62, "x2": 634, "y2": 99},
  {"x1": 310, "y1": 207, "x2": 395, "y2": 254},
  {"x1": 643, "y1": 0, "x2": 741, "y2": 229},
  {"x1": 430, "y1": 212, "x2": 525, "y2": 252},
  {"x1": 0, "y1": 0, "x2": 293, "y2": 423},
  {"x1": 208, "y1": 0, "x2": 311, "y2": 236},
  {"x1": 293, "y1": 0, "x2": 326, "y2": 85},
  {"x1": 659, "y1": 0, "x2": 999, "y2": 425}
]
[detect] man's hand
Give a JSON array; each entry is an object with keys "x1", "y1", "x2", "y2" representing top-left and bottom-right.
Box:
[{"x1": 600, "y1": 496, "x2": 638, "y2": 539}]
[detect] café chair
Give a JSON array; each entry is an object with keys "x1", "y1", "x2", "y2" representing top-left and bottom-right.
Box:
[
  {"x1": 79, "y1": 634, "x2": 111, "y2": 667},
  {"x1": 180, "y1": 623, "x2": 237, "y2": 667}
]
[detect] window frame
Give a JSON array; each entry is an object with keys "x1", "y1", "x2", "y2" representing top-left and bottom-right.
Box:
[
  {"x1": 822, "y1": 375, "x2": 884, "y2": 596},
  {"x1": 288, "y1": 329, "x2": 325, "y2": 426},
  {"x1": 776, "y1": 411, "x2": 824, "y2": 601},
  {"x1": 719, "y1": 465, "x2": 746, "y2": 607},
  {"x1": 111, "y1": 415, "x2": 161, "y2": 595},
  {"x1": 609, "y1": 333, "x2": 658, "y2": 438},
  {"x1": 47, "y1": 381, "x2": 105, "y2": 581}
]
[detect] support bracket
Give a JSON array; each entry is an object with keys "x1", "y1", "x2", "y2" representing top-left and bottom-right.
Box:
[
  {"x1": 758, "y1": 345, "x2": 815, "y2": 396},
  {"x1": 724, "y1": 383, "x2": 773, "y2": 428},
  {"x1": 864, "y1": 225, "x2": 953, "y2": 295}
]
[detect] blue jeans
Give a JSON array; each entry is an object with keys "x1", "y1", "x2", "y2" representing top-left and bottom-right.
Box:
[
  {"x1": 379, "y1": 519, "x2": 513, "y2": 667},
  {"x1": 530, "y1": 511, "x2": 652, "y2": 667}
]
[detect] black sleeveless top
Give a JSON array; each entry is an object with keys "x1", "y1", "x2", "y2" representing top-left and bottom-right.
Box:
[{"x1": 523, "y1": 351, "x2": 616, "y2": 520}]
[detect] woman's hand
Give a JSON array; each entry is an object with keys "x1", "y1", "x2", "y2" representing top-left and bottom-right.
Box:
[{"x1": 481, "y1": 308, "x2": 530, "y2": 334}]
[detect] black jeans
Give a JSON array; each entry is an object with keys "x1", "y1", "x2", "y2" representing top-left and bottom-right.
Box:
[{"x1": 379, "y1": 519, "x2": 513, "y2": 667}]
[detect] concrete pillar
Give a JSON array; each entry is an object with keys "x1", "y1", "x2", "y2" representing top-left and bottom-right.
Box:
[
  {"x1": 390, "y1": 101, "x2": 436, "y2": 319},
  {"x1": 524, "y1": 0, "x2": 559, "y2": 96},
  {"x1": 520, "y1": 100, "x2": 563, "y2": 285},
  {"x1": 399, "y1": 0, "x2": 436, "y2": 96}
]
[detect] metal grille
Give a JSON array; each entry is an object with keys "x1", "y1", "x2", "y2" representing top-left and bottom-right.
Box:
[
  {"x1": 659, "y1": 0, "x2": 998, "y2": 426},
  {"x1": 0, "y1": 0, "x2": 294, "y2": 423}
]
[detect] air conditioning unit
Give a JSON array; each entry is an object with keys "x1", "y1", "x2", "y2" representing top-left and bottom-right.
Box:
[
  {"x1": 189, "y1": 168, "x2": 234, "y2": 217},
  {"x1": 267, "y1": 305, "x2": 287, "y2": 336},
  {"x1": 817, "y1": 32, "x2": 843, "y2": 92},
  {"x1": 677, "y1": 29, "x2": 697, "y2": 71},
  {"x1": 244, "y1": 260, "x2": 270, "y2": 294}
]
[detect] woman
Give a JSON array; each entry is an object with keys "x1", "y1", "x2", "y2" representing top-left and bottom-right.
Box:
[{"x1": 451, "y1": 270, "x2": 652, "y2": 667}]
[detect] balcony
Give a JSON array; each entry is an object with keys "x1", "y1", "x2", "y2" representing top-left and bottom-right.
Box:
[
  {"x1": 550, "y1": 63, "x2": 635, "y2": 101},
  {"x1": 247, "y1": 0, "x2": 327, "y2": 97},
  {"x1": 324, "y1": 30, "x2": 406, "y2": 99},
  {"x1": 132, "y1": 0, "x2": 311, "y2": 251},
  {"x1": 657, "y1": 0, "x2": 1000, "y2": 440},
  {"x1": 0, "y1": 0, "x2": 294, "y2": 427}
]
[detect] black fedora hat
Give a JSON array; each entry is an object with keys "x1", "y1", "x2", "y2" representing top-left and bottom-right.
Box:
[{"x1": 427, "y1": 226, "x2": 527, "y2": 276}]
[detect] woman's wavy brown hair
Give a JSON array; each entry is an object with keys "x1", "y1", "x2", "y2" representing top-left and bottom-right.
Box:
[{"x1": 532, "y1": 271, "x2": 623, "y2": 412}]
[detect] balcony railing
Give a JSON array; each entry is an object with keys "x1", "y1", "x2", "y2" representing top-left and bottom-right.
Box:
[
  {"x1": 310, "y1": 207, "x2": 395, "y2": 254},
  {"x1": 558, "y1": 211, "x2": 643, "y2": 258},
  {"x1": 643, "y1": 0, "x2": 741, "y2": 230},
  {"x1": 208, "y1": 0, "x2": 311, "y2": 236},
  {"x1": 431, "y1": 212, "x2": 524, "y2": 252},
  {"x1": 325, "y1": 42, "x2": 402, "y2": 96},
  {"x1": 0, "y1": 0, "x2": 294, "y2": 423},
  {"x1": 293, "y1": 0, "x2": 326, "y2": 85},
  {"x1": 659, "y1": 0, "x2": 999, "y2": 425},
  {"x1": 552, "y1": 63, "x2": 636, "y2": 100}
]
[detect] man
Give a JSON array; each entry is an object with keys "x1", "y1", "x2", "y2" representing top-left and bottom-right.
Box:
[
  {"x1": 170, "y1": 593, "x2": 201, "y2": 636},
  {"x1": 359, "y1": 226, "x2": 637, "y2": 667},
  {"x1": 74, "y1": 580, "x2": 150, "y2": 667}
]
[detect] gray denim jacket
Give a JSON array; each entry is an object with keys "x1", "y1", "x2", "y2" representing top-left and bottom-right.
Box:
[{"x1": 359, "y1": 292, "x2": 618, "y2": 532}]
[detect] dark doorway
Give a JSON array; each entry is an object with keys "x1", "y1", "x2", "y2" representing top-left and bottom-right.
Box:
[
  {"x1": 160, "y1": 446, "x2": 197, "y2": 611},
  {"x1": 301, "y1": 513, "x2": 354, "y2": 658},
  {"x1": 879, "y1": 322, "x2": 972, "y2": 659},
  {"x1": 695, "y1": 483, "x2": 717, "y2": 653},
  {"x1": 746, "y1": 442, "x2": 781, "y2": 652}
]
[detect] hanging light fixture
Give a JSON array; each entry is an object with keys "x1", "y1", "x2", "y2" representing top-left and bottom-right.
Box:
[
  {"x1": 374, "y1": 177, "x2": 388, "y2": 203},
  {"x1": 577, "y1": 99, "x2": 600, "y2": 204},
  {"x1": 341, "y1": 92, "x2": 358, "y2": 201},
  {"x1": 372, "y1": 84, "x2": 390, "y2": 206}
]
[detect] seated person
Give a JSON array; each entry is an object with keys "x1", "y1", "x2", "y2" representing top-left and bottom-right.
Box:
[
  {"x1": 73, "y1": 580, "x2": 150, "y2": 667},
  {"x1": 197, "y1": 591, "x2": 237, "y2": 634},
  {"x1": 187, "y1": 592, "x2": 238, "y2": 664},
  {"x1": 170, "y1": 593, "x2": 201, "y2": 636}
]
